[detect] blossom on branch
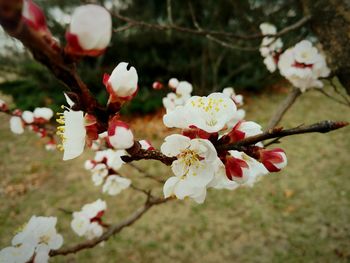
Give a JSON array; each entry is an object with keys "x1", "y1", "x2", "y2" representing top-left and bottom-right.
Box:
[
  {"x1": 104, "y1": 62, "x2": 138, "y2": 103},
  {"x1": 56, "y1": 95, "x2": 87, "y2": 160},
  {"x1": 0, "y1": 216, "x2": 63, "y2": 263},
  {"x1": 258, "y1": 148, "x2": 288, "y2": 172},
  {"x1": 164, "y1": 93, "x2": 237, "y2": 133},
  {"x1": 71, "y1": 199, "x2": 106, "y2": 240},
  {"x1": 259, "y1": 22, "x2": 283, "y2": 72},
  {"x1": 107, "y1": 119, "x2": 134, "y2": 150},
  {"x1": 102, "y1": 175, "x2": 131, "y2": 196},
  {"x1": 162, "y1": 78, "x2": 193, "y2": 111},
  {"x1": 161, "y1": 134, "x2": 219, "y2": 203},
  {"x1": 66, "y1": 4, "x2": 112, "y2": 56},
  {"x1": 10, "y1": 116, "x2": 24, "y2": 134},
  {"x1": 278, "y1": 40, "x2": 330, "y2": 91},
  {"x1": 22, "y1": 0, "x2": 51, "y2": 37}
]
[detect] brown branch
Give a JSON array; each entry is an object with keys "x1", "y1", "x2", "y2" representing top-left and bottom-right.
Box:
[
  {"x1": 267, "y1": 87, "x2": 302, "y2": 130},
  {"x1": 0, "y1": 0, "x2": 109, "y2": 126},
  {"x1": 218, "y1": 120, "x2": 348, "y2": 152},
  {"x1": 50, "y1": 196, "x2": 173, "y2": 257},
  {"x1": 113, "y1": 12, "x2": 310, "y2": 41}
]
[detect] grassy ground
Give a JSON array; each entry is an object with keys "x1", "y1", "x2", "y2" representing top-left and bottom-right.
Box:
[{"x1": 0, "y1": 87, "x2": 349, "y2": 263}]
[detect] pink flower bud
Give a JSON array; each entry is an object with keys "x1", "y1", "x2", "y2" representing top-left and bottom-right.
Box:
[
  {"x1": 66, "y1": 4, "x2": 112, "y2": 56},
  {"x1": 104, "y1": 62, "x2": 138, "y2": 102},
  {"x1": 0, "y1": 99, "x2": 8, "y2": 111},
  {"x1": 139, "y1": 140, "x2": 155, "y2": 150},
  {"x1": 224, "y1": 155, "x2": 249, "y2": 182},
  {"x1": 226, "y1": 121, "x2": 262, "y2": 142},
  {"x1": 168, "y1": 78, "x2": 179, "y2": 89},
  {"x1": 259, "y1": 148, "x2": 287, "y2": 172},
  {"x1": 152, "y1": 81, "x2": 163, "y2": 90},
  {"x1": 108, "y1": 119, "x2": 134, "y2": 150},
  {"x1": 22, "y1": 0, "x2": 49, "y2": 35}
]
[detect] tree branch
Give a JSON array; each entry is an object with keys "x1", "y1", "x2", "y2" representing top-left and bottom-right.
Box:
[
  {"x1": 50, "y1": 196, "x2": 173, "y2": 257},
  {"x1": 218, "y1": 120, "x2": 348, "y2": 152},
  {"x1": 0, "y1": 0, "x2": 109, "y2": 126},
  {"x1": 267, "y1": 87, "x2": 302, "y2": 130}
]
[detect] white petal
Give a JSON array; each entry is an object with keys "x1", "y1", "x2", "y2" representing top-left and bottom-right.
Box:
[{"x1": 160, "y1": 134, "x2": 190, "y2": 157}]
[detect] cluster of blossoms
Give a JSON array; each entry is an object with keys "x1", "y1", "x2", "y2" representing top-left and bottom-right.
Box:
[
  {"x1": 162, "y1": 91, "x2": 287, "y2": 203},
  {"x1": 259, "y1": 23, "x2": 283, "y2": 73},
  {"x1": 71, "y1": 199, "x2": 107, "y2": 240},
  {"x1": 162, "y1": 78, "x2": 193, "y2": 111},
  {"x1": 0, "y1": 216, "x2": 63, "y2": 263},
  {"x1": 84, "y1": 148, "x2": 131, "y2": 195},
  {"x1": 259, "y1": 23, "x2": 330, "y2": 91},
  {"x1": 0, "y1": 99, "x2": 56, "y2": 150},
  {"x1": 278, "y1": 40, "x2": 330, "y2": 92}
]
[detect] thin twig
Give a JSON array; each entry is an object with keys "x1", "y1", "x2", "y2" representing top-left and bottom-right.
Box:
[
  {"x1": 267, "y1": 87, "x2": 302, "y2": 130},
  {"x1": 50, "y1": 196, "x2": 173, "y2": 257},
  {"x1": 219, "y1": 120, "x2": 348, "y2": 152},
  {"x1": 316, "y1": 89, "x2": 350, "y2": 107}
]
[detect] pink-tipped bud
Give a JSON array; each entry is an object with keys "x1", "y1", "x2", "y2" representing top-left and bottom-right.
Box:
[
  {"x1": 0, "y1": 99, "x2": 8, "y2": 112},
  {"x1": 224, "y1": 155, "x2": 249, "y2": 182},
  {"x1": 45, "y1": 139, "x2": 56, "y2": 151},
  {"x1": 22, "y1": 0, "x2": 49, "y2": 35},
  {"x1": 22, "y1": 110, "x2": 35, "y2": 124},
  {"x1": 168, "y1": 78, "x2": 179, "y2": 90},
  {"x1": 152, "y1": 81, "x2": 163, "y2": 90},
  {"x1": 226, "y1": 121, "x2": 262, "y2": 142},
  {"x1": 104, "y1": 62, "x2": 138, "y2": 103},
  {"x1": 139, "y1": 140, "x2": 155, "y2": 150},
  {"x1": 33, "y1": 107, "x2": 53, "y2": 123},
  {"x1": 107, "y1": 119, "x2": 134, "y2": 150},
  {"x1": 65, "y1": 4, "x2": 112, "y2": 56},
  {"x1": 259, "y1": 148, "x2": 287, "y2": 172}
]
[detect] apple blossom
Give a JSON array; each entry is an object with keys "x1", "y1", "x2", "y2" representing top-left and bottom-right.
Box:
[
  {"x1": 163, "y1": 93, "x2": 237, "y2": 133},
  {"x1": 259, "y1": 148, "x2": 287, "y2": 172},
  {"x1": 33, "y1": 107, "x2": 54, "y2": 121},
  {"x1": 278, "y1": 40, "x2": 330, "y2": 91},
  {"x1": 56, "y1": 95, "x2": 87, "y2": 160},
  {"x1": 71, "y1": 199, "x2": 106, "y2": 239},
  {"x1": 10, "y1": 116, "x2": 24, "y2": 134},
  {"x1": 91, "y1": 163, "x2": 109, "y2": 186},
  {"x1": 0, "y1": 216, "x2": 64, "y2": 263},
  {"x1": 102, "y1": 175, "x2": 131, "y2": 195},
  {"x1": 108, "y1": 119, "x2": 134, "y2": 150},
  {"x1": 222, "y1": 87, "x2": 244, "y2": 106},
  {"x1": 0, "y1": 99, "x2": 7, "y2": 111},
  {"x1": 104, "y1": 62, "x2": 138, "y2": 101},
  {"x1": 176, "y1": 81, "x2": 193, "y2": 96},
  {"x1": 22, "y1": 0, "x2": 50, "y2": 36},
  {"x1": 225, "y1": 120, "x2": 262, "y2": 142},
  {"x1": 259, "y1": 23, "x2": 283, "y2": 73},
  {"x1": 66, "y1": 4, "x2": 112, "y2": 56},
  {"x1": 139, "y1": 139, "x2": 155, "y2": 150},
  {"x1": 161, "y1": 134, "x2": 219, "y2": 203},
  {"x1": 0, "y1": 243, "x2": 34, "y2": 263},
  {"x1": 22, "y1": 110, "x2": 34, "y2": 124},
  {"x1": 152, "y1": 81, "x2": 163, "y2": 90},
  {"x1": 168, "y1": 78, "x2": 179, "y2": 89}
]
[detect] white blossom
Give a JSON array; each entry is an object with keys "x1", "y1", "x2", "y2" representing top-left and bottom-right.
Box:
[
  {"x1": 33, "y1": 107, "x2": 54, "y2": 121},
  {"x1": 278, "y1": 40, "x2": 330, "y2": 91},
  {"x1": 69, "y1": 4, "x2": 112, "y2": 51},
  {"x1": 106, "y1": 62, "x2": 138, "y2": 99},
  {"x1": 161, "y1": 134, "x2": 220, "y2": 203},
  {"x1": 102, "y1": 175, "x2": 131, "y2": 195},
  {"x1": 163, "y1": 93, "x2": 237, "y2": 133},
  {"x1": 22, "y1": 111, "x2": 34, "y2": 124},
  {"x1": 10, "y1": 116, "x2": 24, "y2": 134},
  {"x1": 108, "y1": 120, "x2": 134, "y2": 150}
]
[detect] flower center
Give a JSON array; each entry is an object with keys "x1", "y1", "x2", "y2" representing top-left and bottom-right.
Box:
[
  {"x1": 56, "y1": 106, "x2": 66, "y2": 151},
  {"x1": 190, "y1": 97, "x2": 227, "y2": 114},
  {"x1": 39, "y1": 235, "x2": 50, "y2": 245},
  {"x1": 178, "y1": 149, "x2": 203, "y2": 175}
]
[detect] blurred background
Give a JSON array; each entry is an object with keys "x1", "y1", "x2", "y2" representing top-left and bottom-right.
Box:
[{"x1": 0, "y1": 0, "x2": 349, "y2": 262}]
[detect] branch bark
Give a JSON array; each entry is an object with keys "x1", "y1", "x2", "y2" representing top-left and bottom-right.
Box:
[
  {"x1": 219, "y1": 120, "x2": 348, "y2": 152},
  {"x1": 50, "y1": 196, "x2": 173, "y2": 257},
  {"x1": 267, "y1": 88, "x2": 302, "y2": 130}
]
